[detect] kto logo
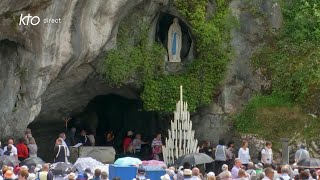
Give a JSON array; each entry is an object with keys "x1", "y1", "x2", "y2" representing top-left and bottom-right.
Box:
[{"x1": 19, "y1": 14, "x2": 40, "y2": 25}]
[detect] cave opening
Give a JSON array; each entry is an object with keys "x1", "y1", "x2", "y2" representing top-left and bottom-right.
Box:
[
  {"x1": 68, "y1": 94, "x2": 168, "y2": 152},
  {"x1": 29, "y1": 93, "x2": 170, "y2": 161}
]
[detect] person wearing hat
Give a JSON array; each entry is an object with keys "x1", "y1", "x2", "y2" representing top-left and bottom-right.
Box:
[
  {"x1": 183, "y1": 169, "x2": 192, "y2": 180},
  {"x1": 295, "y1": 145, "x2": 310, "y2": 163},
  {"x1": 132, "y1": 168, "x2": 150, "y2": 180},
  {"x1": 207, "y1": 172, "x2": 216, "y2": 180},
  {"x1": 67, "y1": 173, "x2": 76, "y2": 180},
  {"x1": 177, "y1": 162, "x2": 191, "y2": 180},
  {"x1": 255, "y1": 163, "x2": 263, "y2": 175},
  {"x1": 160, "y1": 174, "x2": 170, "y2": 180}
]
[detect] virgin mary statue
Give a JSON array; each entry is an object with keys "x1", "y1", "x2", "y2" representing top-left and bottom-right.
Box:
[{"x1": 168, "y1": 18, "x2": 182, "y2": 62}]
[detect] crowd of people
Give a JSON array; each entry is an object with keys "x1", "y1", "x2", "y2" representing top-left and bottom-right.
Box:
[
  {"x1": 0, "y1": 129, "x2": 38, "y2": 162},
  {"x1": 0, "y1": 127, "x2": 316, "y2": 180}
]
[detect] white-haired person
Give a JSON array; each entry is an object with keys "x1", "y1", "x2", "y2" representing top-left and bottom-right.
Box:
[
  {"x1": 246, "y1": 162, "x2": 256, "y2": 180},
  {"x1": 207, "y1": 172, "x2": 216, "y2": 180},
  {"x1": 219, "y1": 164, "x2": 231, "y2": 179}
]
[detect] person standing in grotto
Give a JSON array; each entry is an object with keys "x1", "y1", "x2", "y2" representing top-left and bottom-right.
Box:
[
  {"x1": 24, "y1": 128, "x2": 33, "y2": 145},
  {"x1": 59, "y1": 133, "x2": 70, "y2": 158},
  {"x1": 123, "y1": 130, "x2": 134, "y2": 154},
  {"x1": 132, "y1": 133, "x2": 148, "y2": 158},
  {"x1": 151, "y1": 133, "x2": 163, "y2": 160},
  {"x1": 53, "y1": 138, "x2": 68, "y2": 163},
  {"x1": 87, "y1": 130, "x2": 95, "y2": 146},
  {"x1": 66, "y1": 127, "x2": 77, "y2": 146},
  {"x1": 79, "y1": 129, "x2": 92, "y2": 146},
  {"x1": 16, "y1": 138, "x2": 29, "y2": 161},
  {"x1": 103, "y1": 131, "x2": 114, "y2": 147}
]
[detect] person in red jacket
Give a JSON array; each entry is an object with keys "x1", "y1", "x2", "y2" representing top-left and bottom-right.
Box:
[
  {"x1": 123, "y1": 130, "x2": 133, "y2": 154},
  {"x1": 16, "y1": 138, "x2": 29, "y2": 161}
]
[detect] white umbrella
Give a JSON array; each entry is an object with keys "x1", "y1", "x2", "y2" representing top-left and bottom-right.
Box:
[{"x1": 74, "y1": 157, "x2": 103, "y2": 172}]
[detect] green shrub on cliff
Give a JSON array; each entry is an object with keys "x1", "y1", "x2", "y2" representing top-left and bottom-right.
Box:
[{"x1": 235, "y1": 0, "x2": 320, "y2": 141}]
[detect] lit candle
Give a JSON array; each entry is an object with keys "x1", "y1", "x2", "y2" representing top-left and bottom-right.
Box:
[{"x1": 180, "y1": 85, "x2": 182, "y2": 101}]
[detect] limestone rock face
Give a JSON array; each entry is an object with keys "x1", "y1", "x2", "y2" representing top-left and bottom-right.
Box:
[
  {"x1": 0, "y1": 0, "x2": 146, "y2": 138},
  {"x1": 0, "y1": 0, "x2": 282, "y2": 142},
  {"x1": 192, "y1": 0, "x2": 282, "y2": 143}
]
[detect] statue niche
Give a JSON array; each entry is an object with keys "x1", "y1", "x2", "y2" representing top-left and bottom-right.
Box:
[{"x1": 167, "y1": 18, "x2": 182, "y2": 63}]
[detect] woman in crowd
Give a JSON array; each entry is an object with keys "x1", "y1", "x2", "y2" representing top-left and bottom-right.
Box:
[
  {"x1": 27, "y1": 138, "x2": 38, "y2": 157},
  {"x1": 199, "y1": 141, "x2": 213, "y2": 173},
  {"x1": 226, "y1": 141, "x2": 235, "y2": 171},
  {"x1": 214, "y1": 139, "x2": 227, "y2": 174},
  {"x1": 238, "y1": 140, "x2": 251, "y2": 170}
]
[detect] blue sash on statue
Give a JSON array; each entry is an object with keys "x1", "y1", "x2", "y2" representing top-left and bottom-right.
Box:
[{"x1": 172, "y1": 32, "x2": 177, "y2": 55}]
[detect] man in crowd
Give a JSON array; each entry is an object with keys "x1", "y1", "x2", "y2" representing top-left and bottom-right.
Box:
[
  {"x1": 295, "y1": 145, "x2": 310, "y2": 163},
  {"x1": 79, "y1": 130, "x2": 91, "y2": 146},
  {"x1": 3, "y1": 139, "x2": 18, "y2": 159},
  {"x1": 38, "y1": 164, "x2": 50, "y2": 180},
  {"x1": 262, "y1": 167, "x2": 274, "y2": 180},
  {"x1": 66, "y1": 127, "x2": 77, "y2": 146},
  {"x1": 231, "y1": 158, "x2": 242, "y2": 179},
  {"x1": 53, "y1": 138, "x2": 67, "y2": 163},
  {"x1": 191, "y1": 167, "x2": 201, "y2": 180},
  {"x1": 133, "y1": 168, "x2": 149, "y2": 180},
  {"x1": 3, "y1": 144, "x2": 13, "y2": 156},
  {"x1": 91, "y1": 169, "x2": 101, "y2": 180},
  {"x1": 276, "y1": 166, "x2": 291, "y2": 180}
]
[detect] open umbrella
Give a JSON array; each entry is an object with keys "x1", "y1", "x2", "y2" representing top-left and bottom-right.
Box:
[
  {"x1": 142, "y1": 160, "x2": 167, "y2": 168},
  {"x1": 21, "y1": 157, "x2": 45, "y2": 168},
  {"x1": 50, "y1": 162, "x2": 73, "y2": 175},
  {"x1": 297, "y1": 158, "x2": 320, "y2": 168},
  {"x1": 74, "y1": 157, "x2": 103, "y2": 172},
  {"x1": 0, "y1": 156, "x2": 20, "y2": 167},
  {"x1": 174, "y1": 153, "x2": 214, "y2": 166},
  {"x1": 114, "y1": 157, "x2": 142, "y2": 166}
]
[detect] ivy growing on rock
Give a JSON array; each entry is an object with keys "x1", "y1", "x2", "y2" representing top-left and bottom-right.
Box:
[
  {"x1": 101, "y1": 0, "x2": 235, "y2": 112},
  {"x1": 101, "y1": 25, "x2": 165, "y2": 87},
  {"x1": 142, "y1": 0, "x2": 235, "y2": 112}
]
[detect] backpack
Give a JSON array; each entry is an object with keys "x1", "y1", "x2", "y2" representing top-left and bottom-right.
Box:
[
  {"x1": 257, "y1": 148, "x2": 264, "y2": 161},
  {"x1": 35, "y1": 172, "x2": 40, "y2": 180}
]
